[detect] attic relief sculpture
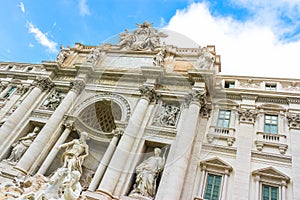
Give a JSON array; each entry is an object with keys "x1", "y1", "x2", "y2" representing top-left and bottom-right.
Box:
[{"x1": 118, "y1": 21, "x2": 167, "y2": 51}]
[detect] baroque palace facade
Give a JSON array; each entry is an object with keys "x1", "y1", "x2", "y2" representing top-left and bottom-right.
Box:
[{"x1": 0, "y1": 22, "x2": 299, "y2": 200}]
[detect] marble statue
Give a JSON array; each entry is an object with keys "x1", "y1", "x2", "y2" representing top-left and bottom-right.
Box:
[
  {"x1": 58, "y1": 132, "x2": 89, "y2": 173},
  {"x1": 56, "y1": 45, "x2": 70, "y2": 65},
  {"x1": 85, "y1": 48, "x2": 103, "y2": 65},
  {"x1": 196, "y1": 47, "x2": 215, "y2": 69},
  {"x1": 153, "y1": 49, "x2": 166, "y2": 66},
  {"x1": 4, "y1": 127, "x2": 40, "y2": 164},
  {"x1": 130, "y1": 148, "x2": 165, "y2": 199}
]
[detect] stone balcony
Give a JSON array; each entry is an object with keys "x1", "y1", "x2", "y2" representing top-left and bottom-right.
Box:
[
  {"x1": 207, "y1": 126, "x2": 236, "y2": 146},
  {"x1": 255, "y1": 132, "x2": 288, "y2": 154}
]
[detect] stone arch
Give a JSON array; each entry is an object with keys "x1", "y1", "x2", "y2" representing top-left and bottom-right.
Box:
[{"x1": 72, "y1": 93, "x2": 131, "y2": 122}]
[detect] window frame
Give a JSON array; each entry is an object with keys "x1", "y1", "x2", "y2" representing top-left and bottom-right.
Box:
[
  {"x1": 224, "y1": 81, "x2": 235, "y2": 89},
  {"x1": 2, "y1": 86, "x2": 17, "y2": 98},
  {"x1": 261, "y1": 183, "x2": 279, "y2": 200},
  {"x1": 203, "y1": 173, "x2": 223, "y2": 200},
  {"x1": 217, "y1": 110, "x2": 231, "y2": 128},
  {"x1": 265, "y1": 83, "x2": 277, "y2": 91},
  {"x1": 264, "y1": 114, "x2": 278, "y2": 134}
]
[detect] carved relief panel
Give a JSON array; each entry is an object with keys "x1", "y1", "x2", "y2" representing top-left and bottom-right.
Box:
[{"x1": 152, "y1": 101, "x2": 181, "y2": 128}]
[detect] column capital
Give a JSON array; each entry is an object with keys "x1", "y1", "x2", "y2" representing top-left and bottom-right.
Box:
[
  {"x1": 63, "y1": 119, "x2": 76, "y2": 131},
  {"x1": 286, "y1": 112, "x2": 300, "y2": 130},
  {"x1": 70, "y1": 79, "x2": 85, "y2": 94},
  {"x1": 238, "y1": 108, "x2": 258, "y2": 124},
  {"x1": 16, "y1": 85, "x2": 29, "y2": 95},
  {"x1": 113, "y1": 128, "x2": 124, "y2": 137},
  {"x1": 139, "y1": 85, "x2": 160, "y2": 103},
  {"x1": 35, "y1": 77, "x2": 53, "y2": 91},
  {"x1": 185, "y1": 89, "x2": 208, "y2": 116}
]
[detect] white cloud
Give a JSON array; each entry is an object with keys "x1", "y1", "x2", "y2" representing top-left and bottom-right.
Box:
[
  {"x1": 78, "y1": 0, "x2": 91, "y2": 16},
  {"x1": 29, "y1": 43, "x2": 34, "y2": 48},
  {"x1": 165, "y1": 2, "x2": 300, "y2": 78},
  {"x1": 27, "y1": 22, "x2": 58, "y2": 53},
  {"x1": 18, "y1": 2, "x2": 25, "y2": 13}
]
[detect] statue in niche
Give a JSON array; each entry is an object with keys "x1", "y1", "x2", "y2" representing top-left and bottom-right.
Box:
[
  {"x1": 153, "y1": 48, "x2": 166, "y2": 66},
  {"x1": 4, "y1": 126, "x2": 40, "y2": 164},
  {"x1": 58, "y1": 131, "x2": 89, "y2": 173},
  {"x1": 154, "y1": 103, "x2": 180, "y2": 127},
  {"x1": 56, "y1": 45, "x2": 70, "y2": 65},
  {"x1": 196, "y1": 47, "x2": 215, "y2": 69},
  {"x1": 129, "y1": 148, "x2": 165, "y2": 199},
  {"x1": 42, "y1": 89, "x2": 63, "y2": 110}
]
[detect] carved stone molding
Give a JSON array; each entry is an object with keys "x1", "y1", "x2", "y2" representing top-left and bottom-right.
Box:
[
  {"x1": 139, "y1": 85, "x2": 160, "y2": 102},
  {"x1": 63, "y1": 118, "x2": 76, "y2": 131},
  {"x1": 71, "y1": 80, "x2": 85, "y2": 94},
  {"x1": 35, "y1": 77, "x2": 53, "y2": 91},
  {"x1": 286, "y1": 113, "x2": 300, "y2": 129},
  {"x1": 238, "y1": 108, "x2": 258, "y2": 124}
]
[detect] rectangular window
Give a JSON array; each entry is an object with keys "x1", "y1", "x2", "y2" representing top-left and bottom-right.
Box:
[
  {"x1": 264, "y1": 115, "x2": 278, "y2": 134},
  {"x1": 265, "y1": 83, "x2": 277, "y2": 91},
  {"x1": 225, "y1": 81, "x2": 235, "y2": 88},
  {"x1": 204, "y1": 173, "x2": 222, "y2": 200},
  {"x1": 3, "y1": 86, "x2": 16, "y2": 98},
  {"x1": 217, "y1": 110, "x2": 231, "y2": 128},
  {"x1": 262, "y1": 184, "x2": 279, "y2": 200}
]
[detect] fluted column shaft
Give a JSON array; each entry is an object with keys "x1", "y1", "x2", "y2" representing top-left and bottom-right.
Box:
[
  {"x1": 16, "y1": 80, "x2": 84, "y2": 173},
  {"x1": 98, "y1": 85, "x2": 158, "y2": 196},
  {"x1": 157, "y1": 87, "x2": 205, "y2": 200},
  {"x1": 88, "y1": 130, "x2": 122, "y2": 191},
  {"x1": 37, "y1": 121, "x2": 74, "y2": 175},
  {"x1": 0, "y1": 78, "x2": 51, "y2": 148}
]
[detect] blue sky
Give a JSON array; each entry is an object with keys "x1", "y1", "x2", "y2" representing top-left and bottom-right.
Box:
[{"x1": 1, "y1": 0, "x2": 300, "y2": 78}]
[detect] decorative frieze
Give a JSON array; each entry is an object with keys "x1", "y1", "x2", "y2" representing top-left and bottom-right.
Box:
[
  {"x1": 286, "y1": 113, "x2": 300, "y2": 129},
  {"x1": 238, "y1": 108, "x2": 257, "y2": 124}
]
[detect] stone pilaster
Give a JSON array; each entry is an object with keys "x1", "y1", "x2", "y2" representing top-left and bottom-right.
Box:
[
  {"x1": 15, "y1": 79, "x2": 85, "y2": 173},
  {"x1": 0, "y1": 77, "x2": 52, "y2": 150},
  {"x1": 97, "y1": 83, "x2": 158, "y2": 198},
  {"x1": 156, "y1": 84, "x2": 206, "y2": 200},
  {"x1": 287, "y1": 112, "x2": 300, "y2": 199},
  {"x1": 232, "y1": 107, "x2": 256, "y2": 200}
]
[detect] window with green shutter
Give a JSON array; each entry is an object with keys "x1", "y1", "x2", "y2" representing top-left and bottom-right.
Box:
[
  {"x1": 217, "y1": 110, "x2": 231, "y2": 128},
  {"x1": 204, "y1": 173, "x2": 222, "y2": 200},
  {"x1": 262, "y1": 184, "x2": 279, "y2": 200}
]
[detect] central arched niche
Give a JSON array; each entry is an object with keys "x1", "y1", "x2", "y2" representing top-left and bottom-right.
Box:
[{"x1": 78, "y1": 100, "x2": 122, "y2": 133}]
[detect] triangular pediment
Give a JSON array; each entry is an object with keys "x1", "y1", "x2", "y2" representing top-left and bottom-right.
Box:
[
  {"x1": 200, "y1": 157, "x2": 232, "y2": 171},
  {"x1": 252, "y1": 166, "x2": 290, "y2": 181}
]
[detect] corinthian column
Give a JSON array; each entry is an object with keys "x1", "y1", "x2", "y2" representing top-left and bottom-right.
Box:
[
  {"x1": 156, "y1": 84, "x2": 206, "y2": 200},
  {"x1": 88, "y1": 128, "x2": 123, "y2": 191},
  {"x1": 15, "y1": 80, "x2": 85, "y2": 173},
  {"x1": 0, "y1": 77, "x2": 52, "y2": 149},
  {"x1": 37, "y1": 118, "x2": 76, "y2": 175},
  {"x1": 97, "y1": 84, "x2": 159, "y2": 197}
]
